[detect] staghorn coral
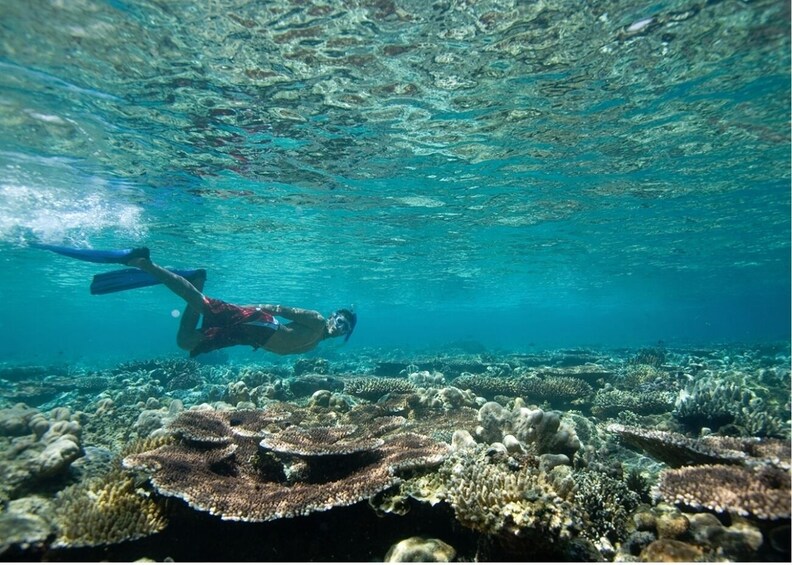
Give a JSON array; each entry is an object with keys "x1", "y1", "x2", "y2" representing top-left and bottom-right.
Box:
[
  {"x1": 52, "y1": 468, "x2": 167, "y2": 547},
  {"x1": 123, "y1": 409, "x2": 448, "y2": 522},
  {"x1": 658, "y1": 464, "x2": 791, "y2": 521},
  {"x1": 735, "y1": 397, "x2": 789, "y2": 439},
  {"x1": 342, "y1": 377, "x2": 416, "y2": 400}
]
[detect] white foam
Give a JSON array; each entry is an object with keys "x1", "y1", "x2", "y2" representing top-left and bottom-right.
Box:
[{"x1": 0, "y1": 180, "x2": 146, "y2": 244}]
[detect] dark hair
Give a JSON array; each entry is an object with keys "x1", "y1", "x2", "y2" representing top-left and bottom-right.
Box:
[{"x1": 334, "y1": 308, "x2": 357, "y2": 342}]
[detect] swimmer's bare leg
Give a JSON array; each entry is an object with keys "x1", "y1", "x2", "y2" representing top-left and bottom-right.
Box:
[
  {"x1": 127, "y1": 257, "x2": 206, "y2": 350},
  {"x1": 176, "y1": 271, "x2": 207, "y2": 350}
]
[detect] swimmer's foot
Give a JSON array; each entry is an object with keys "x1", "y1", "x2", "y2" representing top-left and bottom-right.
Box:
[{"x1": 125, "y1": 247, "x2": 151, "y2": 268}]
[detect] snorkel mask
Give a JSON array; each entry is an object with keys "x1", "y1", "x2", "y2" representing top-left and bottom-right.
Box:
[{"x1": 331, "y1": 308, "x2": 357, "y2": 342}]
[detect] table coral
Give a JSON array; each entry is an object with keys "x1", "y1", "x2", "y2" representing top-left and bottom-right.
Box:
[
  {"x1": 658, "y1": 464, "x2": 791, "y2": 520},
  {"x1": 123, "y1": 409, "x2": 448, "y2": 522},
  {"x1": 513, "y1": 376, "x2": 594, "y2": 407},
  {"x1": 342, "y1": 377, "x2": 416, "y2": 400},
  {"x1": 607, "y1": 423, "x2": 790, "y2": 468},
  {"x1": 592, "y1": 389, "x2": 675, "y2": 417}
]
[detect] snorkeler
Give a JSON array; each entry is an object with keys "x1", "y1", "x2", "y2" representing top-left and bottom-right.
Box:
[{"x1": 32, "y1": 244, "x2": 357, "y2": 357}]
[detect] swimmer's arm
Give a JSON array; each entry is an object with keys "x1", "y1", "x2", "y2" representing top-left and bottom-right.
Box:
[{"x1": 249, "y1": 304, "x2": 325, "y2": 326}]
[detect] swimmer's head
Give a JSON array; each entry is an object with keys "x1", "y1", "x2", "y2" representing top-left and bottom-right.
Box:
[{"x1": 328, "y1": 308, "x2": 357, "y2": 342}]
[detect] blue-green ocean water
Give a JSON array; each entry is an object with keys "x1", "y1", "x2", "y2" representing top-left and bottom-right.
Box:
[{"x1": 0, "y1": 0, "x2": 789, "y2": 367}]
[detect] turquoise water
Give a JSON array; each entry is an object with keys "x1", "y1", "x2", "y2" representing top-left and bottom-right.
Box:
[{"x1": 0, "y1": 0, "x2": 789, "y2": 366}]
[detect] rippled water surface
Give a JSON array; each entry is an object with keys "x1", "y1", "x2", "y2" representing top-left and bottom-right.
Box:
[{"x1": 0, "y1": 0, "x2": 789, "y2": 363}]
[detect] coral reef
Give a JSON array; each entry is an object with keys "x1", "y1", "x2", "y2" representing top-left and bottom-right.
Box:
[
  {"x1": 0, "y1": 496, "x2": 54, "y2": 555},
  {"x1": 0, "y1": 344, "x2": 789, "y2": 561},
  {"x1": 476, "y1": 399, "x2": 581, "y2": 459},
  {"x1": 0, "y1": 405, "x2": 84, "y2": 500},
  {"x1": 439, "y1": 445, "x2": 583, "y2": 556},
  {"x1": 450, "y1": 374, "x2": 519, "y2": 398},
  {"x1": 572, "y1": 469, "x2": 641, "y2": 544},
  {"x1": 514, "y1": 375, "x2": 594, "y2": 407},
  {"x1": 629, "y1": 347, "x2": 667, "y2": 368},
  {"x1": 123, "y1": 408, "x2": 448, "y2": 522},
  {"x1": 452, "y1": 373, "x2": 595, "y2": 407},
  {"x1": 342, "y1": 377, "x2": 416, "y2": 400},
  {"x1": 52, "y1": 468, "x2": 167, "y2": 547},
  {"x1": 534, "y1": 364, "x2": 615, "y2": 384},
  {"x1": 674, "y1": 372, "x2": 789, "y2": 438},
  {"x1": 607, "y1": 423, "x2": 790, "y2": 468},
  {"x1": 410, "y1": 386, "x2": 481, "y2": 413},
  {"x1": 658, "y1": 464, "x2": 791, "y2": 520},
  {"x1": 287, "y1": 373, "x2": 344, "y2": 397},
  {"x1": 384, "y1": 536, "x2": 456, "y2": 562},
  {"x1": 640, "y1": 538, "x2": 703, "y2": 561},
  {"x1": 293, "y1": 358, "x2": 330, "y2": 376},
  {"x1": 592, "y1": 389, "x2": 675, "y2": 417}
]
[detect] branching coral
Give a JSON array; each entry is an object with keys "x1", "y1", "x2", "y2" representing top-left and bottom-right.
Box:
[
  {"x1": 573, "y1": 469, "x2": 641, "y2": 543},
  {"x1": 439, "y1": 446, "x2": 583, "y2": 554},
  {"x1": 53, "y1": 468, "x2": 167, "y2": 547},
  {"x1": 674, "y1": 374, "x2": 789, "y2": 438}
]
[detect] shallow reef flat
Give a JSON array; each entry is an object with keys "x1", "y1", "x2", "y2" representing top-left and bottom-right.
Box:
[{"x1": 0, "y1": 343, "x2": 789, "y2": 562}]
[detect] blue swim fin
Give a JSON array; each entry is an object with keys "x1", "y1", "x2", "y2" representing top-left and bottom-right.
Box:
[
  {"x1": 32, "y1": 243, "x2": 150, "y2": 265},
  {"x1": 90, "y1": 268, "x2": 206, "y2": 295}
]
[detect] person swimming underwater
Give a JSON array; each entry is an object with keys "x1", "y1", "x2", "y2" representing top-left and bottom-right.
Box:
[
  {"x1": 124, "y1": 249, "x2": 356, "y2": 357},
  {"x1": 32, "y1": 243, "x2": 356, "y2": 357}
]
